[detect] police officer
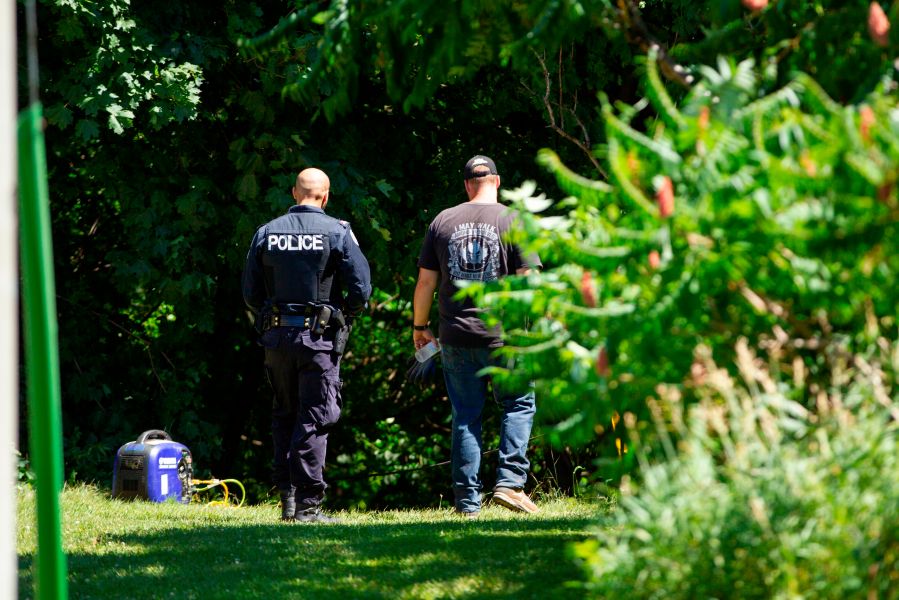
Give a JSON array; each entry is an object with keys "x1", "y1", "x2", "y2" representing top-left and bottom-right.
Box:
[{"x1": 242, "y1": 168, "x2": 371, "y2": 523}]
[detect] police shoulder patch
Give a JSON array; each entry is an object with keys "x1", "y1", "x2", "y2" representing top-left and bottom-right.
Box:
[{"x1": 338, "y1": 219, "x2": 359, "y2": 246}]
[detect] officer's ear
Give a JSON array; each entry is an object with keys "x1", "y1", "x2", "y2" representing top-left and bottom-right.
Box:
[
  {"x1": 291, "y1": 186, "x2": 299, "y2": 203},
  {"x1": 321, "y1": 191, "x2": 329, "y2": 210}
]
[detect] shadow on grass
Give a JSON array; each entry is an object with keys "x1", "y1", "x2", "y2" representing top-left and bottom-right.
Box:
[{"x1": 19, "y1": 514, "x2": 594, "y2": 599}]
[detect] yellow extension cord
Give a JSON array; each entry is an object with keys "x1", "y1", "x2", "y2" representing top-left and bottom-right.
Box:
[{"x1": 190, "y1": 478, "x2": 246, "y2": 507}]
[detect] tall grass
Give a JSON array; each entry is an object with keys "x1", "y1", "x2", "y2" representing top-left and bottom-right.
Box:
[{"x1": 576, "y1": 339, "x2": 899, "y2": 599}]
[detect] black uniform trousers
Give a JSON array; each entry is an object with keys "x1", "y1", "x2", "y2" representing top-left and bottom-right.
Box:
[{"x1": 262, "y1": 327, "x2": 342, "y2": 510}]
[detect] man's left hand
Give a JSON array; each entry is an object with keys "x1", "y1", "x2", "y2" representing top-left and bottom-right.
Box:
[{"x1": 413, "y1": 328, "x2": 437, "y2": 350}]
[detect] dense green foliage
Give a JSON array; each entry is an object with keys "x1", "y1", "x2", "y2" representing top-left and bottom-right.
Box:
[
  {"x1": 574, "y1": 340, "x2": 898, "y2": 598},
  {"x1": 25, "y1": 0, "x2": 625, "y2": 506},
  {"x1": 437, "y1": 2, "x2": 899, "y2": 595},
  {"x1": 468, "y1": 53, "x2": 899, "y2": 457},
  {"x1": 18, "y1": 0, "x2": 899, "y2": 597},
  {"x1": 21, "y1": 0, "x2": 899, "y2": 515}
]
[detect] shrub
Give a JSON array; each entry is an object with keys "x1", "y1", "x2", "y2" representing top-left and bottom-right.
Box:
[{"x1": 573, "y1": 338, "x2": 899, "y2": 599}]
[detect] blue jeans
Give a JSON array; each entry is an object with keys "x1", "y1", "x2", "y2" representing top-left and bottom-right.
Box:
[{"x1": 441, "y1": 344, "x2": 536, "y2": 512}]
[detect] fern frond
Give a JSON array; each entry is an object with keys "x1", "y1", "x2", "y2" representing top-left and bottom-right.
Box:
[
  {"x1": 843, "y1": 108, "x2": 865, "y2": 148},
  {"x1": 554, "y1": 301, "x2": 637, "y2": 318},
  {"x1": 607, "y1": 227, "x2": 660, "y2": 243},
  {"x1": 573, "y1": 244, "x2": 631, "y2": 259},
  {"x1": 647, "y1": 267, "x2": 694, "y2": 319},
  {"x1": 752, "y1": 113, "x2": 766, "y2": 160},
  {"x1": 537, "y1": 149, "x2": 613, "y2": 206},
  {"x1": 602, "y1": 96, "x2": 683, "y2": 164},
  {"x1": 705, "y1": 128, "x2": 751, "y2": 167},
  {"x1": 733, "y1": 82, "x2": 801, "y2": 121},
  {"x1": 796, "y1": 112, "x2": 833, "y2": 143},
  {"x1": 793, "y1": 73, "x2": 842, "y2": 117},
  {"x1": 646, "y1": 48, "x2": 687, "y2": 130},
  {"x1": 607, "y1": 136, "x2": 657, "y2": 216},
  {"x1": 844, "y1": 153, "x2": 885, "y2": 186}
]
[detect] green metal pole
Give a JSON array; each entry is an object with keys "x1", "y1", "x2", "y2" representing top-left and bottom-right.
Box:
[{"x1": 18, "y1": 101, "x2": 68, "y2": 600}]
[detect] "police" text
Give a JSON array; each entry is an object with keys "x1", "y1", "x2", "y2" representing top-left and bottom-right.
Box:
[{"x1": 268, "y1": 234, "x2": 324, "y2": 251}]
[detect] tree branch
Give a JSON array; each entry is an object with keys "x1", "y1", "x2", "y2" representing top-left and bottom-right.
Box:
[
  {"x1": 524, "y1": 49, "x2": 608, "y2": 180},
  {"x1": 615, "y1": 0, "x2": 693, "y2": 88}
]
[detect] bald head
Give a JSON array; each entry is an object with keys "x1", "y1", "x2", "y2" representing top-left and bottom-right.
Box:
[{"x1": 293, "y1": 168, "x2": 331, "y2": 208}]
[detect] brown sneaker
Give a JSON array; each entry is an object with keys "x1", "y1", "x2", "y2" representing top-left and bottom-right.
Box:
[{"x1": 492, "y1": 487, "x2": 539, "y2": 514}]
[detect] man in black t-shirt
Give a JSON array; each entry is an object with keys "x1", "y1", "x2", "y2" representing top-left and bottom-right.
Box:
[{"x1": 413, "y1": 155, "x2": 541, "y2": 517}]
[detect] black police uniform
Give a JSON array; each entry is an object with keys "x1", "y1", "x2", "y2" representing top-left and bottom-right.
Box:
[{"x1": 242, "y1": 204, "x2": 371, "y2": 517}]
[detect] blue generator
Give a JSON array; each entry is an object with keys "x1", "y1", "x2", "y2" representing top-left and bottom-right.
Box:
[{"x1": 112, "y1": 430, "x2": 193, "y2": 503}]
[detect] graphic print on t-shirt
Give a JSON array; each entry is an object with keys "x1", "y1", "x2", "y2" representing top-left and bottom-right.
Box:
[{"x1": 447, "y1": 222, "x2": 500, "y2": 282}]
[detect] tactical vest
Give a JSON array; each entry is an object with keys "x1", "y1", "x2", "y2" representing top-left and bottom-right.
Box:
[{"x1": 260, "y1": 209, "x2": 347, "y2": 307}]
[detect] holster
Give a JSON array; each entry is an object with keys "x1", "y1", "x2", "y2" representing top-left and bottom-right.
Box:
[{"x1": 333, "y1": 323, "x2": 352, "y2": 354}]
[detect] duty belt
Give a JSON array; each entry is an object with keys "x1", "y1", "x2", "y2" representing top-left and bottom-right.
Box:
[
  {"x1": 265, "y1": 314, "x2": 315, "y2": 329},
  {"x1": 262, "y1": 305, "x2": 346, "y2": 332}
]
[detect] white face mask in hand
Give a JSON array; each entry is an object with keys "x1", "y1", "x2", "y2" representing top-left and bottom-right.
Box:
[
  {"x1": 406, "y1": 341, "x2": 441, "y2": 386},
  {"x1": 414, "y1": 340, "x2": 441, "y2": 363}
]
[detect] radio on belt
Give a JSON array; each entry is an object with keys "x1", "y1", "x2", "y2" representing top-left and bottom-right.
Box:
[{"x1": 112, "y1": 430, "x2": 193, "y2": 503}]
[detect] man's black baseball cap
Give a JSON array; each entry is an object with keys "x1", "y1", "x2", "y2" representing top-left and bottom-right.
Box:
[{"x1": 463, "y1": 155, "x2": 498, "y2": 179}]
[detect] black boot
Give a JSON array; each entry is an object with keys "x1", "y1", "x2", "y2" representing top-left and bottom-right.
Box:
[
  {"x1": 294, "y1": 507, "x2": 338, "y2": 524},
  {"x1": 279, "y1": 491, "x2": 296, "y2": 521}
]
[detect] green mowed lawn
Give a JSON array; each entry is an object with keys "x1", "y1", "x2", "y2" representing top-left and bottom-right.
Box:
[{"x1": 17, "y1": 485, "x2": 601, "y2": 599}]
